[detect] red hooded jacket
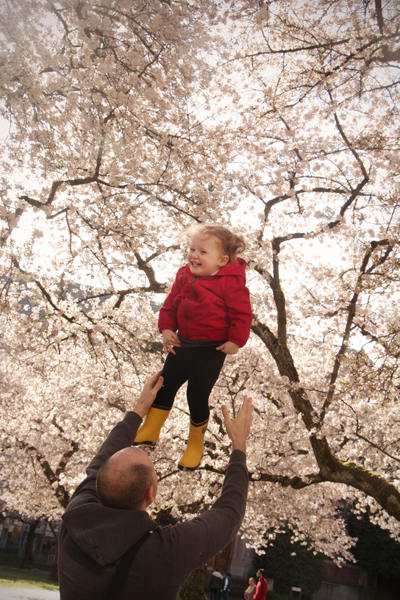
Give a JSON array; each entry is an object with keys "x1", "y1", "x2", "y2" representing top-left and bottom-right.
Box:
[
  {"x1": 158, "y1": 258, "x2": 252, "y2": 348},
  {"x1": 253, "y1": 576, "x2": 267, "y2": 600}
]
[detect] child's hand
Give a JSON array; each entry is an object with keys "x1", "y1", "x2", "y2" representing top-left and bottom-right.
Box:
[
  {"x1": 162, "y1": 329, "x2": 182, "y2": 354},
  {"x1": 216, "y1": 341, "x2": 239, "y2": 355}
]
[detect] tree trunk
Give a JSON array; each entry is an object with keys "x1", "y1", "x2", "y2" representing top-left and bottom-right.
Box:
[
  {"x1": 47, "y1": 521, "x2": 59, "y2": 583},
  {"x1": 47, "y1": 554, "x2": 58, "y2": 583},
  {"x1": 19, "y1": 520, "x2": 39, "y2": 570}
]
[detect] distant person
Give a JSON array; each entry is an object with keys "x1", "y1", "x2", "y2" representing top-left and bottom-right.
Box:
[
  {"x1": 58, "y1": 371, "x2": 253, "y2": 600},
  {"x1": 253, "y1": 569, "x2": 267, "y2": 600},
  {"x1": 209, "y1": 570, "x2": 223, "y2": 600},
  {"x1": 244, "y1": 576, "x2": 256, "y2": 599},
  {"x1": 133, "y1": 224, "x2": 252, "y2": 471},
  {"x1": 220, "y1": 572, "x2": 231, "y2": 599}
]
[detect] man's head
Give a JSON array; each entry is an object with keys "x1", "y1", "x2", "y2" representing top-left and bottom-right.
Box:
[
  {"x1": 257, "y1": 569, "x2": 265, "y2": 580},
  {"x1": 96, "y1": 447, "x2": 157, "y2": 511}
]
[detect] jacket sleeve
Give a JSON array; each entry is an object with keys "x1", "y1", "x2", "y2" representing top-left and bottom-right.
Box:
[
  {"x1": 224, "y1": 277, "x2": 252, "y2": 347},
  {"x1": 167, "y1": 449, "x2": 249, "y2": 583},
  {"x1": 68, "y1": 412, "x2": 143, "y2": 503},
  {"x1": 158, "y1": 267, "x2": 185, "y2": 333}
]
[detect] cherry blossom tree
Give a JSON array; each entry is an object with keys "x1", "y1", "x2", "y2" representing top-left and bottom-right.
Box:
[{"x1": 1, "y1": 0, "x2": 400, "y2": 562}]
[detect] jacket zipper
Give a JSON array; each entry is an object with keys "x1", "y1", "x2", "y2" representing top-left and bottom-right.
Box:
[{"x1": 185, "y1": 277, "x2": 198, "y2": 338}]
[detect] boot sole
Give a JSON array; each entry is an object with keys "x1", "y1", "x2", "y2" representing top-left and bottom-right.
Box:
[
  {"x1": 132, "y1": 440, "x2": 156, "y2": 447},
  {"x1": 178, "y1": 463, "x2": 199, "y2": 471},
  {"x1": 178, "y1": 454, "x2": 203, "y2": 471}
]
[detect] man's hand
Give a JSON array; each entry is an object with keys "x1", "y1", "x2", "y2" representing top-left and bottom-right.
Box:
[
  {"x1": 162, "y1": 329, "x2": 182, "y2": 355},
  {"x1": 133, "y1": 371, "x2": 164, "y2": 418},
  {"x1": 216, "y1": 341, "x2": 239, "y2": 355},
  {"x1": 221, "y1": 395, "x2": 253, "y2": 453}
]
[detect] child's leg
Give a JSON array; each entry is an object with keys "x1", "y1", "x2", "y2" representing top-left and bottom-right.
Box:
[
  {"x1": 186, "y1": 346, "x2": 226, "y2": 423},
  {"x1": 133, "y1": 347, "x2": 189, "y2": 446},
  {"x1": 151, "y1": 347, "x2": 189, "y2": 410},
  {"x1": 178, "y1": 346, "x2": 226, "y2": 470}
]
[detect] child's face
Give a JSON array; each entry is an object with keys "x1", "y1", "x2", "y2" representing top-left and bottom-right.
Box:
[{"x1": 188, "y1": 234, "x2": 229, "y2": 277}]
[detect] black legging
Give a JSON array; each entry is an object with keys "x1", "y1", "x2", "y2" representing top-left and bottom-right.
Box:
[{"x1": 153, "y1": 345, "x2": 226, "y2": 425}]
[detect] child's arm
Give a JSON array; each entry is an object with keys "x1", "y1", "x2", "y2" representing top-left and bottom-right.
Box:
[
  {"x1": 221, "y1": 277, "x2": 253, "y2": 349},
  {"x1": 158, "y1": 266, "x2": 186, "y2": 336}
]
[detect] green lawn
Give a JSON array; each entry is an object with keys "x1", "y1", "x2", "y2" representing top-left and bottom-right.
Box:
[{"x1": 0, "y1": 554, "x2": 59, "y2": 590}]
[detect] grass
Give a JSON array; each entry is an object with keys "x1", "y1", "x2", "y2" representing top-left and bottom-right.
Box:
[{"x1": 0, "y1": 554, "x2": 59, "y2": 590}]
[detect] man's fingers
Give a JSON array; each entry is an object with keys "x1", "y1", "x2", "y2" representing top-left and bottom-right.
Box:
[
  {"x1": 240, "y1": 396, "x2": 254, "y2": 424},
  {"x1": 153, "y1": 375, "x2": 164, "y2": 392},
  {"x1": 221, "y1": 404, "x2": 230, "y2": 421},
  {"x1": 222, "y1": 397, "x2": 253, "y2": 420},
  {"x1": 143, "y1": 376, "x2": 163, "y2": 403},
  {"x1": 221, "y1": 395, "x2": 254, "y2": 451},
  {"x1": 241, "y1": 395, "x2": 253, "y2": 412},
  {"x1": 135, "y1": 373, "x2": 164, "y2": 416},
  {"x1": 142, "y1": 370, "x2": 163, "y2": 395},
  {"x1": 149, "y1": 370, "x2": 163, "y2": 387}
]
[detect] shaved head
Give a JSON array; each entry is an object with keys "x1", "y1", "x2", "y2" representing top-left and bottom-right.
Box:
[{"x1": 96, "y1": 447, "x2": 157, "y2": 511}]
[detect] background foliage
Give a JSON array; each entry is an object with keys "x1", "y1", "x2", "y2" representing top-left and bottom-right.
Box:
[{"x1": 253, "y1": 528, "x2": 324, "y2": 597}]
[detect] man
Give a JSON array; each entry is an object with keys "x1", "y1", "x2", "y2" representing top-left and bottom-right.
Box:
[
  {"x1": 209, "y1": 570, "x2": 223, "y2": 600},
  {"x1": 253, "y1": 569, "x2": 267, "y2": 600},
  {"x1": 58, "y1": 372, "x2": 253, "y2": 600},
  {"x1": 220, "y1": 571, "x2": 231, "y2": 599}
]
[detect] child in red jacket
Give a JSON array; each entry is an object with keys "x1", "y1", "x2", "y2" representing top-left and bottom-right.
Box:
[{"x1": 134, "y1": 225, "x2": 252, "y2": 470}]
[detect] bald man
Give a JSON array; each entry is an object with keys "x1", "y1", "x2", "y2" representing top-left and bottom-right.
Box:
[{"x1": 58, "y1": 372, "x2": 253, "y2": 600}]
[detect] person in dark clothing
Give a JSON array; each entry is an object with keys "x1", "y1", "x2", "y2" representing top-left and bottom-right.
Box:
[
  {"x1": 209, "y1": 570, "x2": 223, "y2": 600},
  {"x1": 220, "y1": 572, "x2": 231, "y2": 599},
  {"x1": 58, "y1": 371, "x2": 253, "y2": 600}
]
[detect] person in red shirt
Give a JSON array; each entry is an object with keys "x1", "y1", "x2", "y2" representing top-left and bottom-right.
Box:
[
  {"x1": 253, "y1": 569, "x2": 267, "y2": 600},
  {"x1": 134, "y1": 225, "x2": 252, "y2": 471}
]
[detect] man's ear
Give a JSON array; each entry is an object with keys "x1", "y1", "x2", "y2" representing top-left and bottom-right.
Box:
[{"x1": 145, "y1": 484, "x2": 155, "y2": 505}]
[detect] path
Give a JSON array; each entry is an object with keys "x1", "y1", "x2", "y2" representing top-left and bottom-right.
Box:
[{"x1": 0, "y1": 587, "x2": 60, "y2": 600}]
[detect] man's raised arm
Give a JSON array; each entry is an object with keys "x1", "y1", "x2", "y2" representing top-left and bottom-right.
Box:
[
  {"x1": 70, "y1": 372, "x2": 164, "y2": 501},
  {"x1": 222, "y1": 395, "x2": 253, "y2": 454}
]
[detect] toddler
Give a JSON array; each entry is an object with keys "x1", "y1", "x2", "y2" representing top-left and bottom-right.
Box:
[{"x1": 133, "y1": 225, "x2": 252, "y2": 469}]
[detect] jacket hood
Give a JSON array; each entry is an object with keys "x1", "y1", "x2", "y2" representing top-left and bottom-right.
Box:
[
  {"x1": 184, "y1": 257, "x2": 247, "y2": 280},
  {"x1": 62, "y1": 499, "x2": 156, "y2": 566},
  {"x1": 217, "y1": 257, "x2": 247, "y2": 278}
]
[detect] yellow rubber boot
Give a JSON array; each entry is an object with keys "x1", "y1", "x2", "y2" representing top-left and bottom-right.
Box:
[
  {"x1": 178, "y1": 420, "x2": 208, "y2": 471},
  {"x1": 133, "y1": 407, "x2": 170, "y2": 447}
]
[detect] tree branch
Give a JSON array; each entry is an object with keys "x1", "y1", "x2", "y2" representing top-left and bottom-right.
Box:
[{"x1": 322, "y1": 239, "x2": 394, "y2": 418}]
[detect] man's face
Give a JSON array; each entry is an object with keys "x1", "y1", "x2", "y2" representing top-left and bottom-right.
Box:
[{"x1": 257, "y1": 570, "x2": 261, "y2": 579}]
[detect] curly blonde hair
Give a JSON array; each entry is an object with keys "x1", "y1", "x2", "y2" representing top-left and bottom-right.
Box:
[{"x1": 187, "y1": 224, "x2": 246, "y2": 263}]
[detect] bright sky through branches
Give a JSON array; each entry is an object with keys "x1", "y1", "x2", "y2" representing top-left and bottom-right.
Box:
[{"x1": 1, "y1": 0, "x2": 400, "y2": 560}]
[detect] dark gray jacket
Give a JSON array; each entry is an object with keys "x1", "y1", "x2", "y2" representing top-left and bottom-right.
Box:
[{"x1": 58, "y1": 412, "x2": 248, "y2": 600}]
